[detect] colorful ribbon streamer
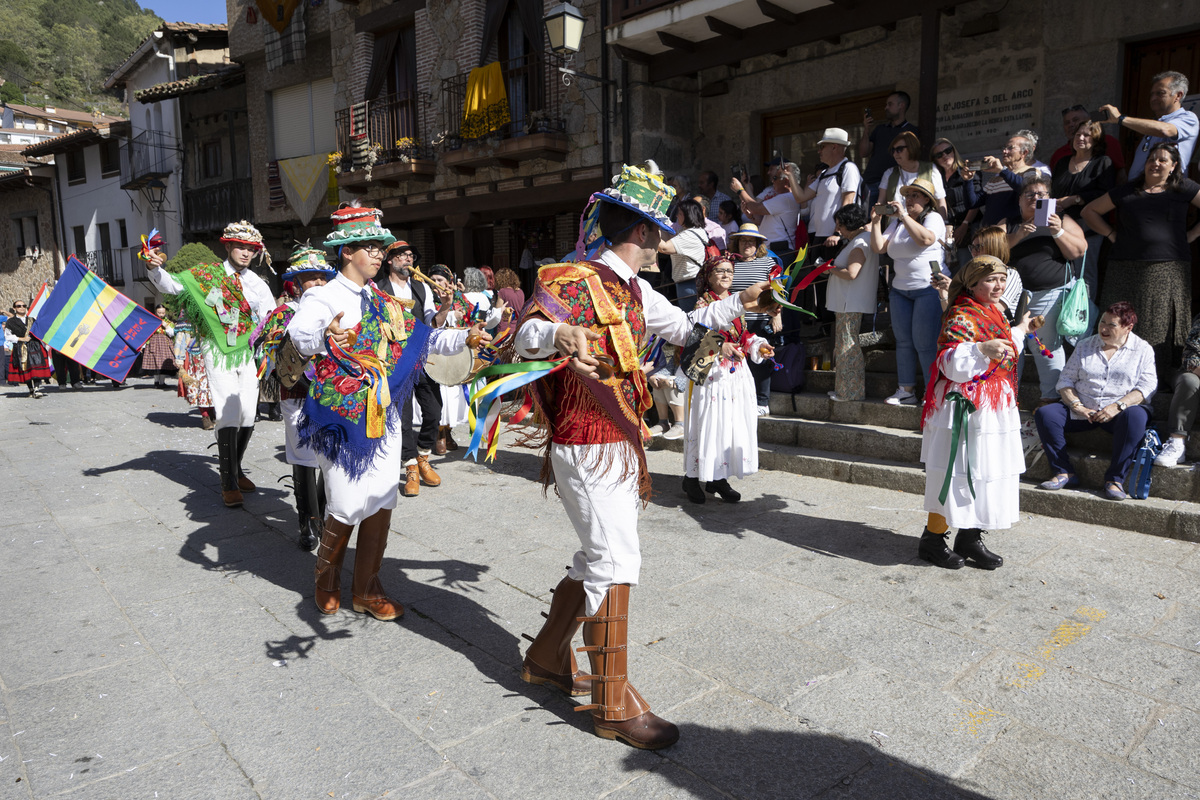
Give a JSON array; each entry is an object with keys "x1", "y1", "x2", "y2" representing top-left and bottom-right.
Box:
[
  {"x1": 938, "y1": 391, "x2": 977, "y2": 505},
  {"x1": 138, "y1": 229, "x2": 164, "y2": 261},
  {"x1": 464, "y1": 357, "x2": 571, "y2": 461}
]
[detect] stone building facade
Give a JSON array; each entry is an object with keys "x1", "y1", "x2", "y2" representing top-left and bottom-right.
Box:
[{"x1": 0, "y1": 152, "x2": 59, "y2": 312}]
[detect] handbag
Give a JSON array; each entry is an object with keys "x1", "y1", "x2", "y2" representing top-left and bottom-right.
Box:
[
  {"x1": 1057, "y1": 262, "x2": 1090, "y2": 337},
  {"x1": 680, "y1": 323, "x2": 725, "y2": 385},
  {"x1": 1126, "y1": 429, "x2": 1162, "y2": 500},
  {"x1": 275, "y1": 334, "x2": 313, "y2": 389}
]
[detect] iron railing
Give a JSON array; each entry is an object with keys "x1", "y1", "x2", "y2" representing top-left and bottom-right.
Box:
[
  {"x1": 184, "y1": 179, "x2": 254, "y2": 234},
  {"x1": 84, "y1": 248, "x2": 130, "y2": 287},
  {"x1": 119, "y1": 129, "x2": 174, "y2": 190},
  {"x1": 440, "y1": 52, "x2": 568, "y2": 146},
  {"x1": 334, "y1": 91, "x2": 433, "y2": 172}
]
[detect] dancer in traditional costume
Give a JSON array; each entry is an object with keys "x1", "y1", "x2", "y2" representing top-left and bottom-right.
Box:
[
  {"x1": 376, "y1": 241, "x2": 449, "y2": 495},
  {"x1": 253, "y1": 243, "x2": 334, "y2": 550},
  {"x1": 681, "y1": 254, "x2": 776, "y2": 504},
  {"x1": 426, "y1": 264, "x2": 503, "y2": 453},
  {"x1": 513, "y1": 163, "x2": 770, "y2": 749},
  {"x1": 174, "y1": 309, "x2": 215, "y2": 429},
  {"x1": 6, "y1": 299, "x2": 51, "y2": 397},
  {"x1": 146, "y1": 222, "x2": 277, "y2": 507},
  {"x1": 919, "y1": 255, "x2": 1039, "y2": 569},
  {"x1": 141, "y1": 303, "x2": 176, "y2": 389},
  {"x1": 288, "y1": 204, "x2": 488, "y2": 621}
]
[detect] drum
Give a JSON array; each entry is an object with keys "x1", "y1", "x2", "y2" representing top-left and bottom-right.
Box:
[{"x1": 424, "y1": 347, "x2": 476, "y2": 386}]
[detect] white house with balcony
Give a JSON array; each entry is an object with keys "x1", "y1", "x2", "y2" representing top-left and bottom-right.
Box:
[{"x1": 22, "y1": 124, "x2": 141, "y2": 294}]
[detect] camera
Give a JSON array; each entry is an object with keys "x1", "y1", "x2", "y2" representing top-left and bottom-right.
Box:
[{"x1": 872, "y1": 203, "x2": 892, "y2": 215}]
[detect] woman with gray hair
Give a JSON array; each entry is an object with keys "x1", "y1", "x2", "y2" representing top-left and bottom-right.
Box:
[{"x1": 969, "y1": 129, "x2": 1049, "y2": 227}]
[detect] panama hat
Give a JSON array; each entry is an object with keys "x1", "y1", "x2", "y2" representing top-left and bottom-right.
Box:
[{"x1": 817, "y1": 127, "x2": 852, "y2": 147}]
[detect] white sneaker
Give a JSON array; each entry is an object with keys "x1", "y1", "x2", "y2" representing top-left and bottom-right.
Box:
[
  {"x1": 884, "y1": 388, "x2": 917, "y2": 406},
  {"x1": 1155, "y1": 437, "x2": 1186, "y2": 467},
  {"x1": 757, "y1": 405, "x2": 770, "y2": 416},
  {"x1": 662, "y1": 423, "x2": 685, "y2": 440}
]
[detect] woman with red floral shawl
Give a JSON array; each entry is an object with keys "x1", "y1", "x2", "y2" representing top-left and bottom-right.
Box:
[{"x1": 919, "y1": 255, "x2": 1040, "y2": 570}]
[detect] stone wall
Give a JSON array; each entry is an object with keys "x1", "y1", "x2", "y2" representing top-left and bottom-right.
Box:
[{"x1": 0, "y1": 182, "x2": 59, "y2": 311}]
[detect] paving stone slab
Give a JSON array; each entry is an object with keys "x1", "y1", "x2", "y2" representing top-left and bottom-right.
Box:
[
  {"x1": 0, "y1": 720, "x2": 29, "y2": 800},
  {"x1": 441, "y1": 704, "x2": 659, "y2": 800},
  {"x1": 1129, "y1": 704, "x2": 1200, "y2": 789},
  {"x1": 787, "y1": 664, "x2": 1010, "y2": 778},
  {"x1": 961, "y1": 721, "x2": 1195, "y2": 800},
  {"x1": 668, "y1": 567, "x2": 847, "y2": 635},
  {"x1": 825, "y1": 758, "x2": 987, "y2": 800},
  {"x1": 83, "y1": 531, "x2": 239, "y2": 608},
  {"x1": 796, "y1": 604, "x2": 993, "y2": 689},
  {"x1": 660, "y1": 689, "x2": 872, "y2": 800},
  {"x1": 183, "y1": 661, "x2": 444, "y2": 799},
  {"x1": 649, "y1": 612, "x2": 853, "y2": 706},
  {"x1": 57, "y1": 744, "x2": 258, "y2": 799},
  {"x1": 4, "y1": 658, "x2": 213, "y2": 796},
  {"x1": 1146, "y1": 601, "x2": 1200, "y2": 654},
  {"x1": 951, "y1": 649, "x2": 1157, "y2": 758},
  {"x1": 395, "y1": 767, "x2": 495, "y2": 800}
]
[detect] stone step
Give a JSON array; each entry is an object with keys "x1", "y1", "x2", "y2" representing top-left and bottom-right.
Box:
[{"x1": 648, "y1": 437, "x2": 1200, "y2": 542}]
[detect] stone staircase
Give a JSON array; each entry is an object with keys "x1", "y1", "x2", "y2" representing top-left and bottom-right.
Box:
[{"x1": 651, "y1": 350, "x2": 1200, "y2": 543}]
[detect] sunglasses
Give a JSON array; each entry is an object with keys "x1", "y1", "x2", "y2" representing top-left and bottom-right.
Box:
[
  {"x1": 13, "y1": 304, "x2": 26, "y2": 309},
  {"x1": 932, "y1": 148, "x2": 954, "y2": 158},
  {"x1": 890, "y1": 145, "x2": 907, "y2": 153},
  {"x1": 1060, "y1": 104, "x2": 1087, "y2": 115},
  {"x1": 1022, "y1": 192, "x2": 1050, "y2": 200}
]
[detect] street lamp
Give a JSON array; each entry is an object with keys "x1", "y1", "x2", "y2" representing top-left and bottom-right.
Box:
[
  {"x1": 543, "y1": 2, "x2": 585, "y2": 56},
  {"x1": 146, "y1": 178, "x2": 168, "y2": 211}
]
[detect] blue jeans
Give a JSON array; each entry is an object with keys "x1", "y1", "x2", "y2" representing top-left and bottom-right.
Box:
[
  {"x1": 675, "y1": 280, "x2": 697, "y2": 313},
  {"x1": 1016, "y1": 285, "x2": 1067, "y2": 400},
  {"x1": 1035, "y1": 401, "x2": 1151, "y2": 484},
  {"x1": 889, "y1": 285, "x2": 941, "y2": 388}
]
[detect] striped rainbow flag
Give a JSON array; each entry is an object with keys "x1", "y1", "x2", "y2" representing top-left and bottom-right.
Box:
[{"x1": 31, "y1": 256, "x2": 162, "y2": 382}]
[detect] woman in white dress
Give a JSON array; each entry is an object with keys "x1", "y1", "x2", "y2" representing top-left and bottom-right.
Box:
[
  {"x1": 681, "y1": 255, "x2": 776, "y2": 504},
  {"x1": 919, "y1": 255, "x2": 1039, "y2": 570}
]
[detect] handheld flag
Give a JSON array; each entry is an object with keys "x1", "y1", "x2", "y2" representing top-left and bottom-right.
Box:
[{"x1": 30, "y1": 256, "x2": 162, "y2": 382}]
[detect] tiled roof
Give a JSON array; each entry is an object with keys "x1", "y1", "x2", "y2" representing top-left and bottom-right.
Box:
[
  {"x1": 134, "y1": 64, "x2": 244, "y2": 103},
  {"x1": 4, "y1": 103, "x2": 121, "y2": 126},
  {"x1": 20, "y1": 126, "x2": 122, "y2": 157},
  {"x1": 107, "y1": 23, "x2": 231, "y2": 87},
  {"x1": 161, "y1": 22, "x2": 228, "y2": 34}
]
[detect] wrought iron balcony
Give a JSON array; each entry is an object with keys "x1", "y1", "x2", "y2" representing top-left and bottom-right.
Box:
[
  {"x1": 83, "y1": 248, "x2": 130, "y2": 287},
  {"x1": 119, "y1": 129, "x2": 175, "y2": 190},
  {"x1": 439, "y1": 52, "x2": 570, "y2": 173},
  {"x1": 334, "y1": 90, "x2": 434, "y2": 174},
  {"x1": 184, "y1": 179, "x2": 253, "y2": 234},
  {"x1": 611, "y1": 0, "x2": 680, "y2": 23}
]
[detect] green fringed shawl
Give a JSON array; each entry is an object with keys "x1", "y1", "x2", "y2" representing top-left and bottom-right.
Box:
[{"x1": 174, "y1": 263, "x2": 254, "y2": 368}]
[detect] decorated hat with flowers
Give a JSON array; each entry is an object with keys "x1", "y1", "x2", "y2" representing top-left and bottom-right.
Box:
[
  {"x1": 220, "y1": 220, "x2": 265, "y2": 249},
  {"x1": 282, "y1": 241, "x2": 335, "y2": 280},
  {"x1": 323, "y1": 201, "x2": 396, "y2": 249},
  {"x1": 594, "y1": 161, "x2": 676, "y2": 235}
]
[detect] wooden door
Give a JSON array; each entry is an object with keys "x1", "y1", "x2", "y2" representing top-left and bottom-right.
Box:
[
  {"x1": 1121, "y1": 30, "x2": 1200, "y2": 178},
  {"x1": 761, "y1": 90, "x2": 897, "y2": 181}
]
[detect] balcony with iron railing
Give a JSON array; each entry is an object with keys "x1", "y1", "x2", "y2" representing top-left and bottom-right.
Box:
[
  {"x1": 611, "y1": 0, "x2": 681, "y2": 23},
  {"x1": 334, "y1": 91, "x2": 437, "y2": 192},
  {"x1": 83, "y1": 248, "x2": 131, "y2": 287},
  {"x1": 184, "y1": 179, "x2": 254, "y2": 234},
  {"x1": 439, "y1": 52, "x2": 570, "y2": 174},
  {"x1": 119, "y1": 129, "x2": 175, "y2": 190}
]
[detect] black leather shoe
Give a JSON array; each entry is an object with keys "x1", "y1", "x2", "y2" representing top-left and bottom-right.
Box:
[
  {"x1": 705, "y1": 479, "x2": 741, "y2": 503},
  {"x1": 953, "y1": 528, "x2": 1003, "y2": 569},
  {"x1": 681, "y1": 476, "x2": 706, "y2": 504},
  {"x1": 918, "y1": 528, "x2": 965, "y2": 569}
]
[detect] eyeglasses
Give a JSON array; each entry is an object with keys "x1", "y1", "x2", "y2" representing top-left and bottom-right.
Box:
[
  {"x1": 890, "y1": 145, "x2": 907, "y2": 153},
  {"x1": 1022, "y1": 192, "x2": 1050, "y2": 200},
  {"x1": 1060, "y1": 104, "x2": 1087, "y2": 115},
  {"x1": 711, "y1": 268, "x2": 735, "y2": 275},
  {"x1": 355, "y1": 244, "x2": 384, "y2": 257},
  {"x1": 932, "y1": 147, "x2": 954, "y2": 158}
]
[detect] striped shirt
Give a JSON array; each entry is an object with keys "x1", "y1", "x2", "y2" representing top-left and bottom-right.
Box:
[
  {"x1": 731, "y1": 255, "x2": 775, "y2": 323},
  {"x1": 1057, "y1": 331, "x2": 1157, "y2": 419}
]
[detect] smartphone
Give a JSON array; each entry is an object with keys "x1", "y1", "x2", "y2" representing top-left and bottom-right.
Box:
[
  {"x1": 929, "y1": 260, "x2": 942, "y2": 277},
  {"x1": 864, "y1": 107, "x2": 872, "y2": 115},
  {"x1": 872, "y1": 203, "x2": 892, "y2": 215},
  {"x1": 1089, "y1": 109, "x2": 1110, "y2": 122},
  {"x1": 1013, "y1": 290, "x2": 1031, "y2": 322},
  {"x1": 1034, "y1": 197, "x2": 1057, "y2": 227}
]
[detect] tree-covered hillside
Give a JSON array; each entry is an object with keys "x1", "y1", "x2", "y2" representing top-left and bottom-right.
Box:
[{"x1": 0, "y1": 0, "x2": 163, "y2": 115}]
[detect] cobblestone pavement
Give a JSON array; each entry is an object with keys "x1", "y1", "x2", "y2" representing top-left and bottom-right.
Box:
[{"x1": 1, "y1": 378, "x2": 1198, "y2": 799}]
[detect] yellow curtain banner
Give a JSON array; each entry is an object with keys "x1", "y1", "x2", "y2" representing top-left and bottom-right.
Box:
[{"x1": 462, "y1": 62, "x2": 511, "y2": 139}]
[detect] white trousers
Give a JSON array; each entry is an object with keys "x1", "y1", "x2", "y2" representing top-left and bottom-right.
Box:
[
  {"x1": 281, "y1": 397, "x2": 319, "y2": 468},
  {"x1": 319, "y1": 423, "x2": 403, "y2": 526},
  {"x1": 203, "y1": 349, "x2": 259, "y2": 430},
  {"x1": 552, "y1": 443, "x2": 642, "y2": 616}
]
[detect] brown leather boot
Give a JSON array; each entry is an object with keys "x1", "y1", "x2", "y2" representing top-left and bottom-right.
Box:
[
  {"x1": 434, "y1": 427, "x2": 448, "y2": 456},
  {"x1": 401, "y1": 464, "x2": 420, "y2": 497},
  {"x1": 520, "y1": 576, "x2": 590, "y2": 696},
  {"x1": 217, "y1": 427, "x2": 243, "y2": 508},
  {"x1": 417, "y1": 454, "x2": 441, "y2": 487},
  {"x1": 351, "y1": 509, "x2": 404, "y2": 621},
  {"x1": 444, "y1": 428, "x2": 459, "y2": 452},
  {"x1": 314, "y1": 517, "x2": 353, "y2": 614},
  {"x1": 576, "y1": 584, "x2": 679, "y2": 749}
]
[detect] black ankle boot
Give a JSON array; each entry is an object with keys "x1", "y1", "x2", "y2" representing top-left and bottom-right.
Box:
[
  {"x1": 293, "y1": 465, "x2": 320, "y2": 551},
  {"x1": 705, "y1": 478, "x2": 741, "y2": 503},
  {"x1": 681, "y1": 476, "x2": 706, "y2": 504},
  {"x1": 953, "y1": 528, "x2": 1003, "y2": 570},
  {"x1": 918, "y1": 528, "x2": 965, "y2": 569}
]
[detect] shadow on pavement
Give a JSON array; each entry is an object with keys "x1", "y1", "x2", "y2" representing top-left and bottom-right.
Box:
[
  {"x1": 622, "y1": 724, "x2": 996, "y2": 800},
  {"x1": 145, "y1": 411, "x2": 203, "y2": 429}
]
